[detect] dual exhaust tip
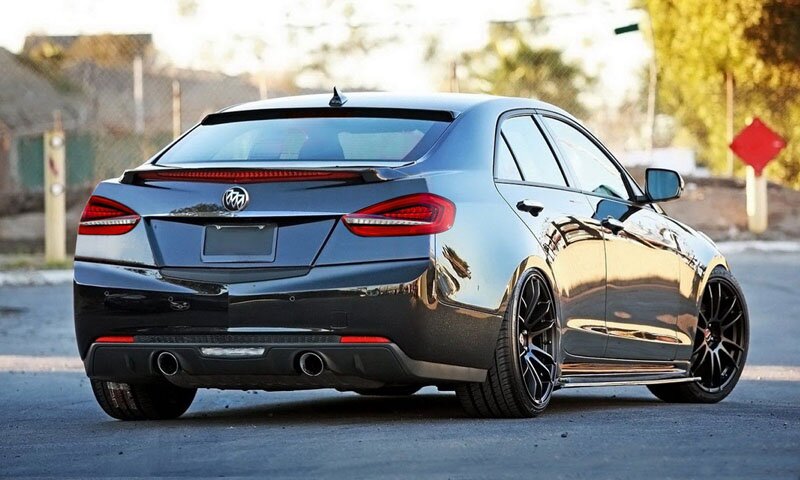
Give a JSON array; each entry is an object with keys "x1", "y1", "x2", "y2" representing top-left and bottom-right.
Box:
[
  {"x1": 156, "y1": 351, "x2": 180, "y2": 376},
  {"x1": 156, "y1": 350, "x2": 326, "y2": 377},
  {"x1": 298, "y1": 351, "x2": 325, "y2": 377}
]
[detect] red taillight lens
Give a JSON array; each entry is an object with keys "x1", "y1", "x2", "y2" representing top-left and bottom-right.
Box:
[
  {"x1": 339, "y1": 336, "x2": 391, "y2": 344},
  {"x1": 136, "y1": 169, "x2": 361, "y2": 183},
  {"x1": 342, "y1": 193, "x2": 456, "y2": 237},
  {"x1": 79, "y1": 196, "x2": 140, "y2": 235},
  {"x1": 95, "y1": 336, "x2": 135, "y2": 343}
]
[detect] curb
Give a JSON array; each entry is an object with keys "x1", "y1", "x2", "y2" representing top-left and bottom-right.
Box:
[
  {"x1": 715, "y1": 240, "x2": 800, "y2": 254},
  {"x1": 0, "y1": 269, "x2": 73, "y2": 287}
]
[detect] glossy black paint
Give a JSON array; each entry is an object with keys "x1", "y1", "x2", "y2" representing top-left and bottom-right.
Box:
[{"x1": 74, "y1": 92, "x2": 729, "y2": 391}]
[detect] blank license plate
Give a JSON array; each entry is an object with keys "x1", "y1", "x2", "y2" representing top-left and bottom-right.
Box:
[{"x1": 202, "y1": 224, "x2": 276, "y2": 262}]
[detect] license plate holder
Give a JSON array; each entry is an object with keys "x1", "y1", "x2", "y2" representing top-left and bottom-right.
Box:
[{"x1": 201, "y1": 224, "x2": 277, "y2": 262}]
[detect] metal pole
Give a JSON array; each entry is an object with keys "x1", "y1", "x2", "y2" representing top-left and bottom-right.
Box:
[
  {"x1": 44, "y1": 111, "x2": 66, "y2": 264},
  {"x1": 172, "y1": 79, "x2": 181, "y2": 139}
]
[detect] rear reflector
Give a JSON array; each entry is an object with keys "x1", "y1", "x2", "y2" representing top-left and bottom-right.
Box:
[
  {"x1": 339, "y1": 336, "x2": 392, "y2": 344},
  {"x1": 136, "y1": 169, "x2": 361, "y2": 184},
  {"x1": 342, "y1": 193, "x2": 455, "y2": 237},
  {"x1": 95, "y1": 336, "x2": 135, "y2": 343},
  {"x1": 79, "y1": 196, "x2": 140, "y2": 235}
]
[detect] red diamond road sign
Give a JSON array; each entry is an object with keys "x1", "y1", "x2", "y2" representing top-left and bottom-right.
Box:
[{"x1": 729, "y1": 117, "x2": 786, "y2": 176}]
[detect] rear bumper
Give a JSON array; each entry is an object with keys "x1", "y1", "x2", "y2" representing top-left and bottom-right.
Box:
[
  {"x1": 74, "y1": 258, "x2": 502, "y2": 385},
  {"x1": 85, "y1": 339, "x2": 486, "y2": 390}
]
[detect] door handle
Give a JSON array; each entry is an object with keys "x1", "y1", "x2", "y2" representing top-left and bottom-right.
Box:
[
  {"x1": 517, "y1": 200, "x2": 544, "y2": 216},
  {"x1": 601, "y1": 216, "x2": 625, "y2": 234}
]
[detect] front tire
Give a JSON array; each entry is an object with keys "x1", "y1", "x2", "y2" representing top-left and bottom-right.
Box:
[
  {"x1": 648, "y1": 267, "x2": 749, "y2": 403},
  {"x1": 91, "y1": 380, "x2": 196, "y2": 420},
  {"x1": 455, "y1": 270, "x2": 558, "y2": 418}
]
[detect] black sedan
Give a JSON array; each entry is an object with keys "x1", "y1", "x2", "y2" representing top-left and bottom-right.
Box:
[{"x1": 74, "y1": 90, "x2": 749, "y2": 419}]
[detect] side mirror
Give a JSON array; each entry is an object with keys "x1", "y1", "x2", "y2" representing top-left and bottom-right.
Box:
[{"x1": 645, "y1": 168, "x2": 684, "y2": 202}]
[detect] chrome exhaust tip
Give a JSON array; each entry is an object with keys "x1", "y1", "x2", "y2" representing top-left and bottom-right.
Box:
[
  {"x1": 298, "y1": 352, "x2": 325, "y2": 377},
  {"x1": 156, "y1": 351, "x2": 180, "y2": 376}
]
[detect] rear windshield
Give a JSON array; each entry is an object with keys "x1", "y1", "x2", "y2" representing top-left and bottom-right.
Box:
[{"x1": 156, "y1": 116, "x2": 450, "y2": 165}]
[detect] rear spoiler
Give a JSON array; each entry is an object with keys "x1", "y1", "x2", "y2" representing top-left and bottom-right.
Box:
[
  {"x1": 202, "y1": 107, "x2": 456, "y2": 125},
  {"x1": 120, "y1": 166, "x2": 409, "y2": 185}
]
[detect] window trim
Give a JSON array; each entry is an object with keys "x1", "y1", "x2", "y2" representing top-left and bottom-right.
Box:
[
  {"x1": 536, "y1": 110, "x2": 648, "y2": 206},
  {"x1": 498, "y1": 132, "x2": 524, "y2": 181},
  {"x1": 492, "y1": 109, "x2": 572, "y2": 188}
]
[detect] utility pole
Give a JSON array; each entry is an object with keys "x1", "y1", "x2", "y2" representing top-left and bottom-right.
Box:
[
  {"x1": 133, "y1": 55, "x2": 144, "y2": 135},
  {"x1": 44, "y1": 111, "x2": 66, "y2": 264},
  {"x1": 449, "y1": 60, "x2": 459, "y2": 93},
  {"x1": 725, "y1": 71, "x2": 735, "y2": 177},
  {"x1": 614, "y1": 20, "x2": 657, "y2": 158},
  {"x1": 133, "y1": 55, "x2": 145, "y2": 160}
]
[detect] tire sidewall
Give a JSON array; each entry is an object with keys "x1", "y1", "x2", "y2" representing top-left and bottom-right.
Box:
[
  {"x1": 506, "y1": 269, "x2": 559, "y2": 415},
  {"x1": 688, "y1": 267, "x2": 750, "y2": 401}
]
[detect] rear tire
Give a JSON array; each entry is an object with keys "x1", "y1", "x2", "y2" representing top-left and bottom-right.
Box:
[
  {"x1": 91, "y1": 380, "x2": 196, "y2": 420},
  {"x1": 353, "y1": 386, "x2": 421, "y2": 396},
  {"x1": 648, "y1": 267, "x2": 749, "y2": 403},
  {"x1": 455, "y1": 270, "x2": 558, "y2": 418}
]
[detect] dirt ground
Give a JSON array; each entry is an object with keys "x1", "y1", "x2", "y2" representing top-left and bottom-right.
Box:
[{"x1": 655, "y1": 175, "x2": 800, "y2": 241}]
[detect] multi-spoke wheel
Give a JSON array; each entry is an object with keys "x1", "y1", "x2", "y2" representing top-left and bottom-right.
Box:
[
  {"x1": 456, "y1": 270, "x2": 558, "y2": 417},
  {"x1": 648, "y1": 267, "x2": 749, "y2": 403}
]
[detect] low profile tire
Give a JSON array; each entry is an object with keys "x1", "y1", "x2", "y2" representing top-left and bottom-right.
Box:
[
  {"x1": 91, "y1": 380, "x2": 196, "y2": 420},
  {"x1": 455, "y1": 269, "x2": 558, "y2": 418},
  {"x1": 648, "y1": 267, "x2": 749, "y2": 403},
  {"x1": 353, "y1": 386, "x2": 421, "y2": 396}
]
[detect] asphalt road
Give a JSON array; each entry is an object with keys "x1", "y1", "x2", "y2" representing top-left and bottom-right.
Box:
[{"x1": 1, "y1": 251, "x2": 798, "y2": 479}]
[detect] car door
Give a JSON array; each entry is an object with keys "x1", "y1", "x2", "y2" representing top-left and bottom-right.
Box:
[
  {"x1": 493, "y1": 113, "x2": 608, "y2": 358},
  {"x1": 540, "y1": 113, "x2": 683, "y2": 361}
]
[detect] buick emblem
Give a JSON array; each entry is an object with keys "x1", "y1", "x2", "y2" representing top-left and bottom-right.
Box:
[{"x1": 222, "y1": 186, "x2": 249, "y2": 211}]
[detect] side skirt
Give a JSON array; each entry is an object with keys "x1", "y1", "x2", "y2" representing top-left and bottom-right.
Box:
[{"x1": 557, "y1": 361, "x2": 697, "y2": 388}]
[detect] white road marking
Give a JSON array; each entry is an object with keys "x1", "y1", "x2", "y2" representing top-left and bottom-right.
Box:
[
  {"x1": 0, "y1": 270, "x2": 73, "y2": 287},
  {"x1": 739, "y1": 365, "x2": 800, "y2": 382},
  {"x1": 0, "y1": 355, "x2": 83, "y2": 372}
]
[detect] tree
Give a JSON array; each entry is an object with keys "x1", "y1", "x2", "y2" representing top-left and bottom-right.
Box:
[
  {"x1": 645, "y1": 0, "x2": 800, "y2": 186},
  {"x1": 290, "y1": 0, "x2": 409, "y2": 89},
  {"x1": 459, "y1": 22, "x2": 594, "y2": 118}
]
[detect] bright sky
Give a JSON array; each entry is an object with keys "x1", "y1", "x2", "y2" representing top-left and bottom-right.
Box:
[{"x1": 0, "y1": 0, "x2": 651, "y2": 104}]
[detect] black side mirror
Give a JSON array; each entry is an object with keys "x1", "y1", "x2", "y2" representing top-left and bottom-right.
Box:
[{"x1": 645, "y1": 168, "x2": 684, "y2": 202}]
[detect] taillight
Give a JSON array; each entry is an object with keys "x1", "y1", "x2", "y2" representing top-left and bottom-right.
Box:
[
  {"x1": 342, "y1": 193, "x2": 455, "y2": 237},
  {"x1": 79, "y1": 196, "x2": 140, "y2": 235},
  {"x1": 339, "y1": 336, "x2": 391, "y2": 344},
  {"x1": 95, "y1": 336, "x2": 135, "y2": 343},
  {"x1": 136, "y1": 169, "x2": 361, "y2": 183}
]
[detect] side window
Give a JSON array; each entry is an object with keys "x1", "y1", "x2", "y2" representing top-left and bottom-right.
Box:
[
  {"x1": 542, "y1": 117, "x2": 630, "y2": 200},
  {"x1": 501, "y1": 116, "x2": 567, "y2": 187},
  {"x1": 495, "y1": 137, "x2": 522, "y2": 181}
]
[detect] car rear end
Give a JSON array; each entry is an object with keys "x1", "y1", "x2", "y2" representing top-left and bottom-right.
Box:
[{"x1": 74, "y1": 103, "x2": 496, "y2": 393}]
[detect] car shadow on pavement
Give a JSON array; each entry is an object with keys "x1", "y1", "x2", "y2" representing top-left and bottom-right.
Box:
[{"x1": 177, "y1": 391, "x2": 663, "y2": 426}]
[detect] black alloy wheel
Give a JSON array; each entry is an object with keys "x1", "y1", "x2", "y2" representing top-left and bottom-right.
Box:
[
  {"x1": 692, "y1": 275, "x2": 748, "y2": 392},
  {"x1": 516, "y1": 272, "x2": 558, "y2": 407},
  {"x1": 456, "y1": 270, "x2": 558, "y2": 417},
  {"x1": 648, "y1": 267, "x2": 749, "y2": 403}
]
